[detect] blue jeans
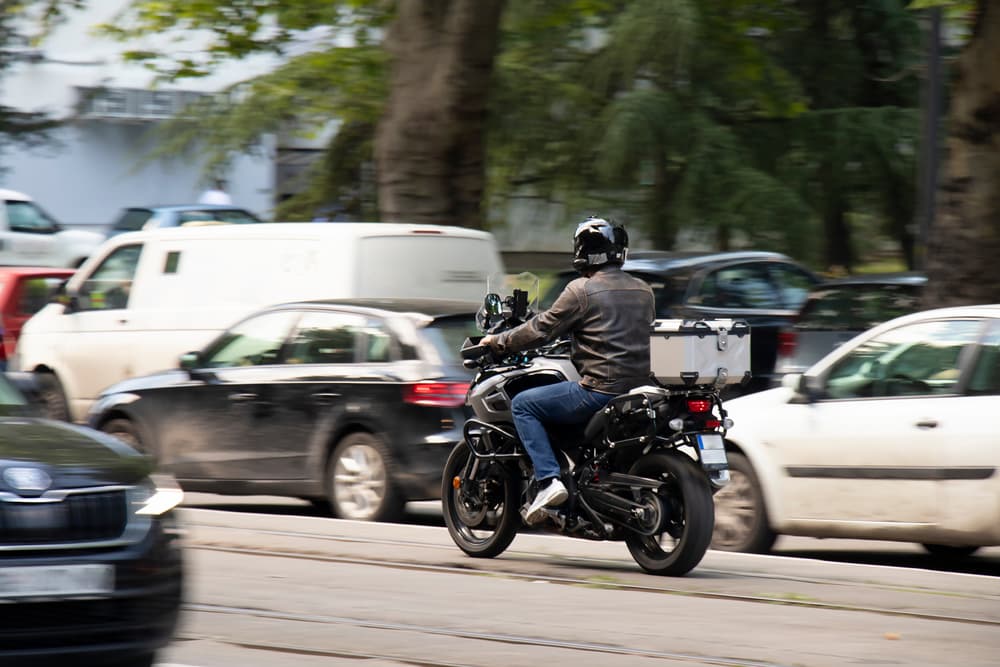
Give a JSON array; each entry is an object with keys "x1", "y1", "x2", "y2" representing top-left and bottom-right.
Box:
[{"x1": 510, "y1": 381, "x2": 615, "y2": 481}]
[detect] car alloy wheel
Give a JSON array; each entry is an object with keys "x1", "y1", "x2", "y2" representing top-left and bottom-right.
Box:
[
  {"x1": 328, "y1": 433, "x2": 403, "y2": 523},
  {"x1": 710, "y1": 452, "x2": 776, "y2": 553}
]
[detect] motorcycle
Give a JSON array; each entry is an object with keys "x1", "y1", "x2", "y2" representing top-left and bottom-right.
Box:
[{"x1": 441, "y1": 278, "x2": 737, "y2": 576}]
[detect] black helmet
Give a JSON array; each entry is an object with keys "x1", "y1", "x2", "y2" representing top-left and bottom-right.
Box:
[{"x1": 572, "y1": 217, "x2": 628, "y2": 271}]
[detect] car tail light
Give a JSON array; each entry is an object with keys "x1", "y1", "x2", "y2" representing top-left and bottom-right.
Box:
[
  {"x1": 777, "y1": 329, "x2": 797, "y2": 358},
  {"x1": 403, "y1": 381, "x2": 470, "y2": 407},
  {"x1": 687, "y1": 399, "x2": 711, "y2": 413}
]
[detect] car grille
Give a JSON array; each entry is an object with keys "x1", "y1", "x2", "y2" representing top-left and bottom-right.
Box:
[
  {"x1": 0, "y1": 587, "x2": 182, "y2": 652},
  {"x1": 0, "y1": 489, "x2": 128, "y2": 546}
]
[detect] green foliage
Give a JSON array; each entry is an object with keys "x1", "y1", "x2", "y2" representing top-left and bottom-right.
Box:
[
  {"x1": 90, "y1": 0, "x2": 927, "y2": 268},
  {"x1": 0, "y1": 0, "x2": 69, "y2": 174}
]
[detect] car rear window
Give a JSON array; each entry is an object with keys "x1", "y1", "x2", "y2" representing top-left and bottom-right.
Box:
[
  {"x1": 112, "y1": 209, "x2": 154, "y2": 232},
  {"x1": 797, "y1": 284, "x2": 923, "y2": 331},
  {"x1": 419, "y1": 315, "x2": 480, "y2": 365},
  {"x1": 214, "y1": 209, "x2": 261, "y2": 223}
]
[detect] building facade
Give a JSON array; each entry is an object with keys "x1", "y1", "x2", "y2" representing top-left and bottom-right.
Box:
[{"x1": 0, "y1": 1, "x2": 295, "y2": 226}]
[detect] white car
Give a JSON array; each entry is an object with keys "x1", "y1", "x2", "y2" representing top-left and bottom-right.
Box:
[
  {"x1": 712, "y1": 304, "x2": 1000, "y2": 558},
  {"x1": 0, "y1": 189, "x2": 105, "y2": 267}
]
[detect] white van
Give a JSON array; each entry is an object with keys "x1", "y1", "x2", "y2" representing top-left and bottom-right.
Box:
[{"x1": 14, "y1": 222, "x2": 504, "y2": 421}]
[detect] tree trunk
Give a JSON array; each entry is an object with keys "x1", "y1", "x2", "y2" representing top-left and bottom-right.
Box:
[
  {"x1": 820, "y1": 160, "x2": 853, "y2": 271},
  {"x1": 374, "y1": 0, "x2": 506, "y2": 229},
  {"x1": 922, "y1": 0, "x2": 1000, "y2": 307}
]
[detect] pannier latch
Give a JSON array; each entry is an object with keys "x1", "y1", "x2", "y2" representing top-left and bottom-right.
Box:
[{"x1": 717, "y1": 327, "x2": 728, "y2": 351}]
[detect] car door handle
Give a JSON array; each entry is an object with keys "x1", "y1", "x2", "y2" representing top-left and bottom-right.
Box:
[
  {"x1": 228, "y1": 392, "x2": 258, "y2": 403},
  {"x1": 311, "y1": 392, "x2": 340, "y2": 405},
  {"x1": 915, "y1": 419, "x2": 938, "y2": 429}
]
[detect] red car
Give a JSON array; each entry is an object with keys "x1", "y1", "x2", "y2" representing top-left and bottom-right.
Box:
[{"x1": 0, "y1": 267, "x2": 74, "y2": 368}]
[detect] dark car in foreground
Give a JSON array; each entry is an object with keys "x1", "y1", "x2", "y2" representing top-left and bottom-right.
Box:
[
  {"x1": 87, "y1": 298, "x2": 481, "y2": 522},
  {"x1": 106, "y1": 204, "x2": 262, "y2": 238},
  {"x1": 0, "y1": 372, "x2": 183, "y2": 667},
  {"x1": 773, "y1": 272, "x2": 926, "y2": 381},
  {"x1": 543, "y1": 250, "x2": 822, "y2": 393}
]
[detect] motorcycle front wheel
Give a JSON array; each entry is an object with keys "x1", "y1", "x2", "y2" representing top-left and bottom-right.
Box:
[
  {"x1": 624, "y1": 450, "x2": 715, "y2": 576},
  {"x1": 441, "y1": 442, "x2": 520, "y2": 558}
]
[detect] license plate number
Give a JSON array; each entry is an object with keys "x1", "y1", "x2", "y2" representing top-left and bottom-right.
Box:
[
  {"x1": 0, "y1": 564, "x2": 115, "y2": 599},
  {"x1": 697, "y1": 433, "x2": 727, "y2": 466}
]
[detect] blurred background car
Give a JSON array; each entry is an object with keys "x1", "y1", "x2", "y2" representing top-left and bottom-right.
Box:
[
  {"x1": 105, "y1": 204, "x2": 263, "y2": 238},
  {"x1": 543, "y1": 250, "x2": 822, "y2": 394},
  {"x1": 0, "y1": 267, "x2": 74, "y2": 370},
  {"x1": 773, "y1": 272, "x2": 927, "y2": 381},
  {"x1": 712, "y1": 304, "x2": 1000, "y2": 558},
  {"x1": 0, "y1": 371, "x2": 184, "y2": 667},
  {"x1": 87, "y1": 298, "x2": 481, "y2": 523},
  {"x1": 1, "y1": 189, "x2": 105, "y2": 268}
]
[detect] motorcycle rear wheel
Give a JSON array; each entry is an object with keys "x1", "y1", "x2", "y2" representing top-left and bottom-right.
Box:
[
  {"x1": 442, "y1": 442, "x2": 519, "y2": 558},
  {"x1": 624, "y1": 451, "x2": 715, "y2": 576}
]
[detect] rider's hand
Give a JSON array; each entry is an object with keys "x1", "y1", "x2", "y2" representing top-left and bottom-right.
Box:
[{"x1": 481, "y1": 335, "x2": 496, "y2": 349}]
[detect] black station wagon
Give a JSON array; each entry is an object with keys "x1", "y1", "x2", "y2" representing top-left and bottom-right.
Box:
[{"x1": 87, "y1": 298, "x2": 480, "y2": 523}]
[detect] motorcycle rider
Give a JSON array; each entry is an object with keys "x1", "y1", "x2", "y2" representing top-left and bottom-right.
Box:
[{"x1": 481, "y1": 217, "x2": 655, "y2": 523}]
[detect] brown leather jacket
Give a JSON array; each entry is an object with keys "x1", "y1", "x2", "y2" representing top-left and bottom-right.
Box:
[{"x1": 493, "y1": 265, "x2": 655, "y2": 394}]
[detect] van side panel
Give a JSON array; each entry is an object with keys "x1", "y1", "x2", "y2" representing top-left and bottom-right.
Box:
[
  {"x1": 355, "y1": 236, "x2": 502, "y2": 302},
  {"x1": 130, "y1": 238, "x2": 354, "y2": 311}
]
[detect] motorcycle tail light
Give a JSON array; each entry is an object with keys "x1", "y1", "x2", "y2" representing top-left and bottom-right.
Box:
[
  {"x1": 686, "y1": 399, "x2": 711, "y2": 413},
  {"x1": 403, "y1": 381, "x2": 470, "y2": 407}
]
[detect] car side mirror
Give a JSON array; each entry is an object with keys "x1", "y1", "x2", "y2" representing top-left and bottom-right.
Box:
[
  {"x1": 52, "y1": 280, "x2": 78, "y2": 313},
  {"x1": 179, "y1": 352, "x2": 201, "y2": 372},
  {"x1": 784, "y1": 373, "x2": 822, "y2": 403}
]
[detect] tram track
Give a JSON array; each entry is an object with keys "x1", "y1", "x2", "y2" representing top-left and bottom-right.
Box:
[
  {"x1": 189, "y1": 542, "x2": 1000, "y2": 628},
  {"x1": 180, "y1": 601, "x2": 793, "y2": 667}
]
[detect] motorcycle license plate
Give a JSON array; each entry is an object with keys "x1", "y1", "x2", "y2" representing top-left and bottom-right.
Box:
[{"x1": 696, "y1": 434, "x2": 727, "y2": 466}]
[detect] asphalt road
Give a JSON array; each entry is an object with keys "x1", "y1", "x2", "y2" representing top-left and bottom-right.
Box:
[
  {"x1": 181, "y1": 492, "x2": 1000, "y2": 578},
  {"x1": 155, "y1": 503, "x2": 1000, "y2": 667}
]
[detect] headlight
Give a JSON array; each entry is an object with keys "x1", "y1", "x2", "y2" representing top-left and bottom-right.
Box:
[{"x1": 128, "y1": 473, "x2": 184, "y2": 516}]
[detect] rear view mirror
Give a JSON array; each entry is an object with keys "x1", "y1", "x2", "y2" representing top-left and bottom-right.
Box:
[
  {"x1": 179, "y1": 352, "x2": 201, "y2": 371},
  {"x1": 787, "y1": 373, "x2": 823, "y2": 403},
  {"x1": 53, "y1": 281, "x2": 79, "y2": 313},
  {"x1": 477, "y1": 293, "x2": 504, "y2": 333},
  {"x1": 484, "y1": 293, "x2": 503, "y2": 317}
]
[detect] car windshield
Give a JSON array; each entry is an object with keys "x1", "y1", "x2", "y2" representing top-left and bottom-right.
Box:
[
  {"x1": 421, "y1": 315, "x2": 480, "y2": 365},
  {"x1": 0, "y1": 374, "x2": 28, "y2": 416}
]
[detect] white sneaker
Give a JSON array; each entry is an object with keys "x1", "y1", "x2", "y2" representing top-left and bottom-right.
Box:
[{"x1": 524, "y1": 478, "x2": 568, "y2": 524}]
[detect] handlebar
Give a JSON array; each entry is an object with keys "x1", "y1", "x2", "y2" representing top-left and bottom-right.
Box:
[
  {"x1": 461, "y1": 337, "x2": 571, "y2": 371},
  {"x1": 461, "y1": 343, "x2": 492, "y2": 360}
]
